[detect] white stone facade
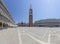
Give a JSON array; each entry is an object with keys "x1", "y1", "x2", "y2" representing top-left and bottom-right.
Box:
[{"x1": 0, "y1": 0, "x2": 15, "y2": 27}]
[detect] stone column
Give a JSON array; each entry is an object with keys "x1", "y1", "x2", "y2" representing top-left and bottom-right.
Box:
[{"x1": 2, "y1": 22, "x2": 3, "y2": 28}]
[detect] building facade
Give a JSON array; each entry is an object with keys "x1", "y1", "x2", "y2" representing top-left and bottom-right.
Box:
[
  {"x1": 34, "y1": 19, "x2": 60, "y2": 27},
  {"x1": 29, "y1": 5, "x2": 33, "y2": 27},
  {"x1": 0, "y1": 0, "x2": 15, "y2": 28}
]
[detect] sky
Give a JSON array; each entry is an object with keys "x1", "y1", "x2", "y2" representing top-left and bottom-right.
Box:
[{"x1": 2, "y1": 0, "x2": 60, "y2": 23}]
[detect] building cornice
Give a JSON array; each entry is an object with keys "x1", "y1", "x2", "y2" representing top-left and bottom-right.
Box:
[{"x1": 0, "y1": 0, "x2": 15, "y2": 24}]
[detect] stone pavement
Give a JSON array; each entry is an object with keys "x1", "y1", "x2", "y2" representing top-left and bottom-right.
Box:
[{"x1": 0, "y1": 27, "x2": 60, "y2": 44}]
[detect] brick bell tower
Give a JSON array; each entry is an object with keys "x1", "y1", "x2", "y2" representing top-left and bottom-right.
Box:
[{"x1": 29, "y1": 5, "x2": 33, "y2": 27}]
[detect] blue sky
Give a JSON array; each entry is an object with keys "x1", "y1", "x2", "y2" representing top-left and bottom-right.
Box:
[{"x1": 2, "y1": 0, "x2": 60, "y2": 23}]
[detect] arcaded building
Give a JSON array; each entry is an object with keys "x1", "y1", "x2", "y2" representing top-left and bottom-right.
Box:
[
  {"x1": 34, "y1": 19, "x2": 60, "y2": 27},
  {"x1": 0, "y1": 0, "x2": 15, "y2": 28}
]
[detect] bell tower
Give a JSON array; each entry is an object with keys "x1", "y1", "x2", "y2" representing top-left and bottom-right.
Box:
[{"x1": 29, "y1": 5, "x2": 33, "y2": 27}]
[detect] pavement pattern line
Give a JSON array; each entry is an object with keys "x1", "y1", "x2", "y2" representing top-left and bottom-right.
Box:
[
  {"x1": 18, "y1": 27, "x2": 60, "y2": 44},
  {"x1": 18, "y1": 29, "x2": 22, "y2": 44},
  {"x1": 48, "y1": 32, "x2": 51, "y2": 44},
  {"x1": 26, "y1": 33, "x2": 48, "y2": 44},
  {"x1": 26, "y1": 30, "x2": 48, "y2": 42},
  {"x1": 52, "y1": 31, "x2": 60, "y2": 39}
]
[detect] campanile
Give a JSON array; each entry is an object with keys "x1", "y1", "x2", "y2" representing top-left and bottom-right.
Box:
[{"x1": 29, "y1": 5, "x2": 33, "y2": 27}]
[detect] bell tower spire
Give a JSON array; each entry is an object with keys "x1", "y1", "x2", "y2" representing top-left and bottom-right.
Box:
[{"x1": 30, "y1": 4, "x2": 32, "y2": 9}]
